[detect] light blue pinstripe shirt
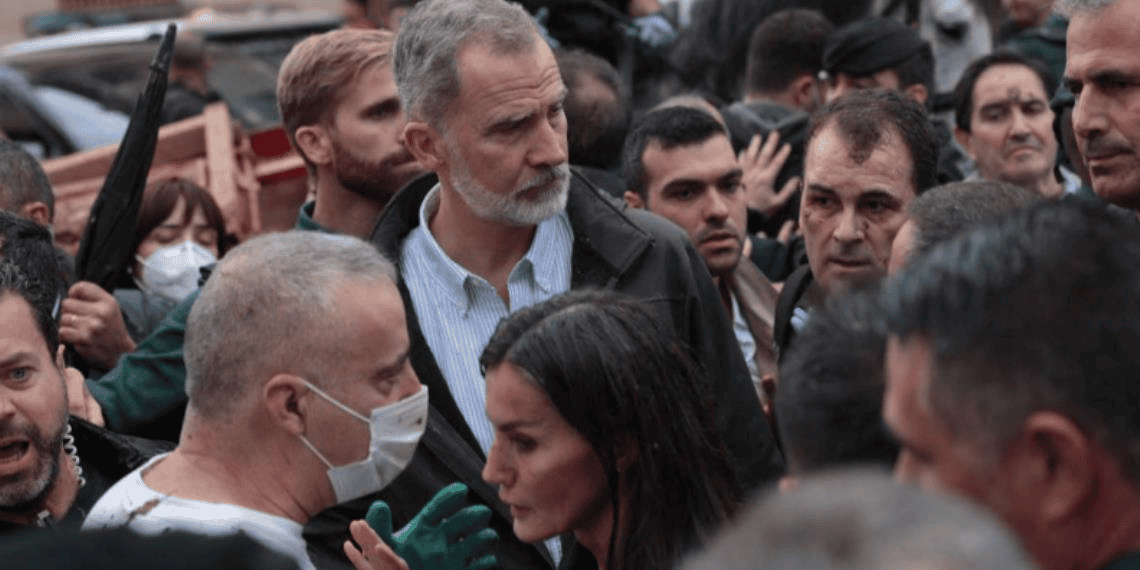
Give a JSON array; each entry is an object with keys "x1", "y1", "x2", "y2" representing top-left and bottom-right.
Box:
[{"x1": 401, "y1": 185, "x2": 573, "y2": 456}]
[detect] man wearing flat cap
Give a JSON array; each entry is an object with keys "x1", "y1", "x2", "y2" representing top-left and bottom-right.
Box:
[{"x1": 821, "y1": 17, "x2": 934, "y2": 106}]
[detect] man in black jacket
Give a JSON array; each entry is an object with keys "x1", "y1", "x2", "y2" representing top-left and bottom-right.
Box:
[
  {"x1": 0, "y1": 214, "x2": 170, "y2": 535},
  {"x1": 774, "y1": 90, "x2": 937, "y2": 360},
  {"x1": 304, "y1": 0, "x2": 784, "y2": 568}
]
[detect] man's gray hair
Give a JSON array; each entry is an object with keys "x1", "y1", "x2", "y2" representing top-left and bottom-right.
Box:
[
  {"x1": 682, "y1": 469, "x2": 1038, "y2": 570},
  {"x1": 184, "y1": 231, "x2": 397, "y2": 419},
  {"x1": 394, "y1": 0, "x2": 540, "y2": 126},
  {"x1": 0, "y1": 140, "x2": 54, "y2": 219}
]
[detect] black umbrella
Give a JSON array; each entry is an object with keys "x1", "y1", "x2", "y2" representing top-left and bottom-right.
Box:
[{"x1": 73, "y1": 23, "x2": 177, "y2": 289}]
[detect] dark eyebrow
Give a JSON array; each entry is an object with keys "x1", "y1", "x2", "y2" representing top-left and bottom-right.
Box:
[
  {"x1": 805, "y1": 183, "x2": 837, "y2": 195},
  {"x1": 858, "y1": 190, "x2": 903, "y2": 202},
  {"x1": 491, "y1": 417, "x2": 544, "y2": 433},
  {"x1": 979, "y1": 101, "x2": 1011, "y2": 112},
  {"x1": 662, "y1": 178, "x2": 706, "y2": 193},
  {"x1": 720, "y1": 168, "x2": 744, "y2": 183},
  {"x1": 1093, "y1": 69, "x2": 1138, "y2": 84},
  {"x1": 0, "y1": 351, "x2": 37, "y2": 370},
  {"x1": 363, "y1": 96, "x2": 400, "y2": 116}
]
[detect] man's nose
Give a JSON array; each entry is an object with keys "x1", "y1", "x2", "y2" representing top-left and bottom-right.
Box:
[
  {"x1": 529, "y1": 117, "x2": 568, "y2": 168},
  {"x1": 833, "y1": 208, "x2": 863, "y2": 242},
  {"x1": 1072, "y1": 86, "x2": 1108, "y2": 143},
  {"x1": 1009, "y1": 109, "x2": 1032, "y2": 136},
  {"x1": 704, "y1": 187, "x2": 731, "y2": 222}
]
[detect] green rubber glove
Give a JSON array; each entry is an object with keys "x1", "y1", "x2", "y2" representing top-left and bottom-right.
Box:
[{"x1": 365, "y1": 483, "x2": 498, "y2": 570}]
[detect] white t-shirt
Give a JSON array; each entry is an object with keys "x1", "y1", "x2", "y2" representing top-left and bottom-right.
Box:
[{"x1": 82, "y1": 454, "x2": 314, "y2": 570}]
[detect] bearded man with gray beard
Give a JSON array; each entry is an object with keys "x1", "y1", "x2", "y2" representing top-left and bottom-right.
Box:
[{"x1": 299, "y1": 0, "x2": 784, "y2": 568}]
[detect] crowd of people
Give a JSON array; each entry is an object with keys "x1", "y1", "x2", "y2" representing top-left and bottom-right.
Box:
[{"x1": 0, "y1": 0, "x2": 1137, "y2": 568}]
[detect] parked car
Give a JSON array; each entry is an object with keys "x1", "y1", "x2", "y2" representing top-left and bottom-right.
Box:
[
  {"x1": 0, "y1": 65, "x2": 128, "y2": 159},
  {"x1": 0, "y1": 8, "x2": 341, "y2": 155}
]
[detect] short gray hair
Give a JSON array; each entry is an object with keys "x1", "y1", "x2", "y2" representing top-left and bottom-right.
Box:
[
  {"x1": 682, "y1": 469, "x2": 1038, "y2": 570},
  {"x1": 394, "y1": 0, "x2": 540, "y2": 126},
  {"x1": 184, "y1": 231, "x2": 397, "y2": 420}
]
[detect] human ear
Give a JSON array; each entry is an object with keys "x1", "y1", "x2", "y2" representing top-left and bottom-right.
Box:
[
  {"x1": 904, "y1": 83, "x2": 929, "y2": 106},
  {"x1": 624, "y1": 191, "x2": 645, "y2": 209},
  {"x1": 403, "y1": 121, "x2": 445, "y2": 172},
  {"x1": 294, "y1": 125, "x2": 332, "y2": 167},
  {"x1": 1019, "y1": 411, "x2": 1095, "y2": 523},
  {"x1": 264, "y1": 374, "x2": 311, "y2": 436},
  {"x1": 791, "y1": 74, "x2": 817, "y2": 110},
  {"x1": 19, "y1": 202, "x2": 50, "y2": 227}
]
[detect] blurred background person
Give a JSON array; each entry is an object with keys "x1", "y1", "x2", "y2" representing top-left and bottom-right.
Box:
[
  {"x1": 682, "y1": 469, "x2": 1039, "y2": 570},
  {"x1": 556, "y1": 48, "x2": 630, "y2": 176},
  {"x1": 160, "y1": 32, "x2": 222, "y2": 126},
  {"x1": 775, "y1": 293, "x2": 897, "y2": 480},
  {"x1": 952, "y1": 51, "x2": 1080, "y2": 199}
]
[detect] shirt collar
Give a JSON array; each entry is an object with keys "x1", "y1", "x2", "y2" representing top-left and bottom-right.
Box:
[
  {"x1": 415, "y1": 186, "x2": 474, "y2": 310},
  {"x1": 413, "y1": 184, "x2": 570, "y2": 312}
]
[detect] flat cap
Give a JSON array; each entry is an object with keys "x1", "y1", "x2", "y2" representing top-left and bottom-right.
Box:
[{"x1": 823, "y1": 17, "x2": 928, "y2": 76}]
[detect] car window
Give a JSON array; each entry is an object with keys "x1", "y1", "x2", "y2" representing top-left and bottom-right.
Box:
[{"x1": 33, "y1": 85, "x2": 128, "y2": 150}]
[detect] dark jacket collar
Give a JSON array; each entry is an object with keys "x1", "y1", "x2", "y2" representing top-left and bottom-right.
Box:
[{"x1": 370, "y1": 168, "x2": 654, "y2": 283}]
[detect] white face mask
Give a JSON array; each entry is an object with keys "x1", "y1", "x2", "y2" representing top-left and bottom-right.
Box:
[
  {"x1": 298, "y1": 382, "x2": 429, "y2": 504},
  {"x1": 135, "y1": 240, "x2": 216, "y2": 303}
]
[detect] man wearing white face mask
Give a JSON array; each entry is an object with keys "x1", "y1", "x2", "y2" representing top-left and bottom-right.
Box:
[{"x1": 81, "y1": 232, "x2": 496, "y2": 570}]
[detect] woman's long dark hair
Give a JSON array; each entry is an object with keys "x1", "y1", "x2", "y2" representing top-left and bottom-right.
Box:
[{"x1": 480, "y1": 290, "x2": 740, "y2": 570}]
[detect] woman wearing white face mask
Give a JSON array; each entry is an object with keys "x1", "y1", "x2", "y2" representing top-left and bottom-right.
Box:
[
  {"x1": 59, "y1": 177, "x2": 229, "y2": 374},
  {"x1": 125, "y1": 177, "x2": 228, "y2": 336}
]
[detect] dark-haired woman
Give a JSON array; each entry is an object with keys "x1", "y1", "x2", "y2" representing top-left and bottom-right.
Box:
[{"x1": 477, "y1": 290, "x2": 740, "y2": 570}]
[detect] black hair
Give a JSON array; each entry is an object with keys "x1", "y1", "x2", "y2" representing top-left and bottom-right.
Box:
[
  {"x1": 480, "y1": 290, "x2": 740, "y2": 570},
  {"x1": 881, "y1": 201, "x2": 1140, "y2": 482},
  {"x1": 954, "y1": 50, "x2": 1057, "y2": 133},
  {"x1": 556, "y1": 48, "x2": 631, "y2": 172},
  {"x1": 745, "y1": 9, "x2": 834, "y2": 95},
  {"x1": 0, "y1": 210, "x2": 64, "y2": 354},
  {"x1": 807, "y1": 89, "x2": 939, "y2": 194},
  {"x1": 621, "y1": 106, "x2": 728, "y2": 200},
  {"x1": 669, "y1": 0, "x2": 872, "y2": 102},
  {"x1": 776, "y1": 291, "x2": 897, "y2": 472},
  {"x1": 891, "y1": 44, "x2": 934, "y2": 107}
]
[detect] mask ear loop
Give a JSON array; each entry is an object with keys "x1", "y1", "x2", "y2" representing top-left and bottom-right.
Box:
[
  {"x1": 300, "y1": 379, "x2": 370, "y2": 423},
  {"x1": 295, "y1": 380, "x2": 369, "y2": 469},
  {"x1": 298, "y1": 435, "x2": 336, "y2": 470}
]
